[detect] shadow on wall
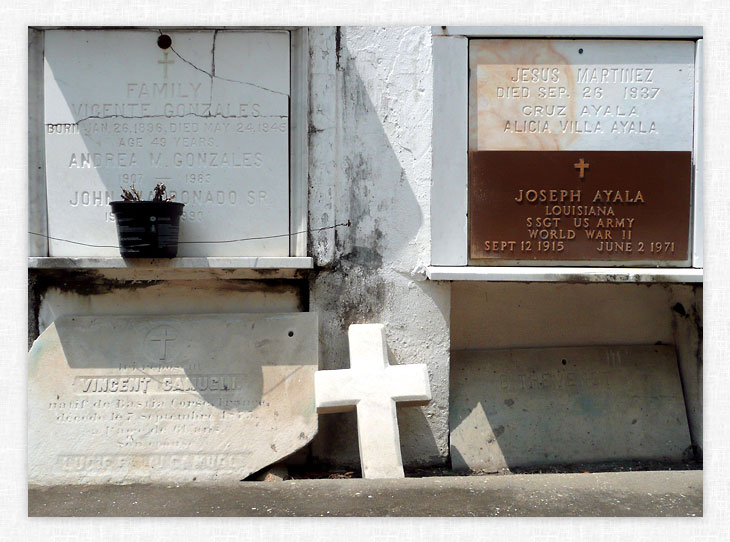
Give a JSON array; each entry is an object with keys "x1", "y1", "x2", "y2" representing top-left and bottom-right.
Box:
[
  {"x1": 332, "y1": 28, "x2": 424, "y2": 270},
  {"x1": 449, "y1": 281, "x2": 703, "y2": 457},
  {"x1": 448, "y1": 345, "x2": 695, "y2": 472},
  {"x1": 310, "y1": 28, "x2": 439, "y2": 469},
  {"x1": 313, "y1": 28, "x2": 426, "y2": 357},
  {"x1": 52, "y1": 313, "x2": 318, "y2": 415}
]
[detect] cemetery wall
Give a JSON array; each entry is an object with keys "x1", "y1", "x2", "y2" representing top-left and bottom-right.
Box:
[
  {"x1": 28, "y1": 26, "x2": 703, "y2": 472},
  {"x1": 28, "y1": 26, "x2": 453, "y2": 470},
  {"x1": 304, "y1": 26, "x2": 702, "y2": 467}
]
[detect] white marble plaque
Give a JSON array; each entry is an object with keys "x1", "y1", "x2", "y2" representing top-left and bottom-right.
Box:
[
  {"x1": 469, "y1": 39, "x2": 695, "y2": 151},
  {"x1": 28, "y1": 313, "x2": 318, "y2": 485},
  {"x1": 43, "y1": 30, "x2": 290, "y2": 257}
]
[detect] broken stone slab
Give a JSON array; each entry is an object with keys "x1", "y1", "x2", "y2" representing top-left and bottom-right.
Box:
[
  {"x1": 450, "y1": 345, "x2": 692, "y2": 472},
  {"x1": 28, "y1": 313, "x2": 318, "y2": 486},
  {"x1": 315, "y1": 324, "x2": 432, "y2": 479}
]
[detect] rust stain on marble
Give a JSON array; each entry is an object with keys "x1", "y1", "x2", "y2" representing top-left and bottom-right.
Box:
[{"x1": 469, "y1": 39, "x2": 578, "y2": 151}]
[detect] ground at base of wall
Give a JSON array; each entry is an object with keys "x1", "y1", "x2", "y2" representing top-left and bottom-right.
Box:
[
  {"x1": 283, "y1": 458, "x2": 702, "y2": 479},
  {"x1": 458, "y1": 458, "x2": 703, "y2": 477},
  {"x1": 29, "y1": 470, "x2": 702, "y2": 517}
]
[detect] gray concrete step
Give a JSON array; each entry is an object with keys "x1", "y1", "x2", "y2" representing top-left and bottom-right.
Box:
[{"x1": 29, "y1": 469, "x2": 702, "y2": 517}]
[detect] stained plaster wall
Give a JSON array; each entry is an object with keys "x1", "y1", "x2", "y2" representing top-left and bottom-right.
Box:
[{"x1": 307, "y1": 27, "x2": 451, "y2": 468}]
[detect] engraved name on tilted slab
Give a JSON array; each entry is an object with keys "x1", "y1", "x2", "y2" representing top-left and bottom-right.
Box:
[
  {"x1": 28, "y1": 313, "x2": 318, "y2": 485},
  {"x1": 468, "y1": 39, "x2": 695, "y2": 264},
  {"x1": 43, "y1": 30, "x2": 290, "y2": 257}
]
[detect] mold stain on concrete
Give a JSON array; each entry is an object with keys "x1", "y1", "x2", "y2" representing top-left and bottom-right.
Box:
[
  {"x1": 29, "y1": 269, "x2": 163, "y2": 348},
  {"x1": 28, "y1": 270, "x2": 308, "y2": 347}
]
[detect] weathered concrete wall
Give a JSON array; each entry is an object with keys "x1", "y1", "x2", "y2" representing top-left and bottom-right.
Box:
[
  {"x1": 307, "y1": 27, "x2": 451, "y2": 468},
  {"x1": 30, "y1": 271, "x2": 305, "y2": 344},
  {"x1": 668, "y1": 285, "x2": 703, "y2": 456}
]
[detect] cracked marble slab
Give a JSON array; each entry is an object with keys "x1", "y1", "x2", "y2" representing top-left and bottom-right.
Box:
[{"x1": 43, "y1": 29, "x2": 291, "y2": 257}]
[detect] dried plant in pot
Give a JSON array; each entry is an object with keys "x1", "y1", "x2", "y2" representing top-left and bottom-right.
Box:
[{"x1": 110, "y1": 183, "x2": 185, "y2": 258}]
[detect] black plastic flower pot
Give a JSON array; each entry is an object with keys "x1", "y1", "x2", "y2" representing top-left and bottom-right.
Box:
[{"x1": 110, "y1": 201, "x2": 185, "y2": 258}]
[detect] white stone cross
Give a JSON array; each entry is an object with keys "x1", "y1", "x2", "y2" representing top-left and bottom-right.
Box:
[{"x1": 315, "y1": 324, "x2": 432, "y2": 479}]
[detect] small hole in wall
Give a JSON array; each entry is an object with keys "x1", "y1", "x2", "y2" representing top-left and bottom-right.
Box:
[
  {"x1": 578, "y1": 48, "x2": 584, "y2": 54},
  {"x1": 288, "y1": 331, "x2": 294, "y2": 338},
  {"x1": 562, "y1": 359, "x2": 567, "y2": 365},
  {"x1": 158, "y1": 34, "x2": 172, "y2": 49}
]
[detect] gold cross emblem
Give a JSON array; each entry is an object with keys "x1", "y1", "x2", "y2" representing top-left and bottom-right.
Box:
[{"x1": 574, "y1": 158, "x2": 590, "y2": 179}]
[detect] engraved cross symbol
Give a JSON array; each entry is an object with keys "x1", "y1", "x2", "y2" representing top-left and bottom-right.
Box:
[
  {"x1": 148, "y1": 326, "x2": 176, "y2": 360},
  {"x1": 574, "y1": 158, "x2": 590, "y2": 179},
  {"x1": 158, "y1": 52, "x2": 175, "y2": 78}
]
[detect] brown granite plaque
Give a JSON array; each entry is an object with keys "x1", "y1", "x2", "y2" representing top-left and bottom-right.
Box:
[{"x1": 469, "y1": 151, "x2": 691, "y2": 263}]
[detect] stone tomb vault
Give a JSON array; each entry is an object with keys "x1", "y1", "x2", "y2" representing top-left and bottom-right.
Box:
[
  {"x1": 40, "y1": 29, "x2": 292, "y2": 257},
  {"x1": 435, "y1": 29, "x2": 702, "y2": 470}
]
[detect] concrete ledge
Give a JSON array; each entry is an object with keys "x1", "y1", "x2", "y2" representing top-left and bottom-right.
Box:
[
  {"x1": 426, "y1": 266, "x2": 703, "y2": 283},
  {"x1": 28, "y1": 257, "x2": 314, "y2": 280},
  {"x1": 28, "y1": 470, "x2": 702, "y2": 517},
  {"x1": 434, "y1": 26, "x2": 703, "y2": 39}
]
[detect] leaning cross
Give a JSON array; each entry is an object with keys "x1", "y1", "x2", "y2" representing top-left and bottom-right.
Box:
[
  {"x1": 158, "y1": 52, "x2": 175, "y2": 78},
  {"x1": 315, "y1": 324, "x2": 432, "y2": 479},
  {"x1": 574, "y1": 158, "x2": 590, "y2": 179}
]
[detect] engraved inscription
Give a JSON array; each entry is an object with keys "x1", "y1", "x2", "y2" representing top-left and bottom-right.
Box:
[
  {"x1": 29, "y1": 313, "x2": 318, "y2": 484},
  {"x1": 56, "y1": 454, "x2": 252, "y2": 473},
  {"x1": 158, "y1": 52, "x2": 175, "y2": 78},
  {"x1": 468, "y1": 39, "x2": 694, "y2": 263},
  {"x1": 43, "y1": 30, "x2": 291, "y2": 257},
  {"x1": 469, "y1": 40, "x2": 694, "y2": 152},
  {"x1": 469, "y1": 151, "x2": 691, "y2": 262},
  {"x1": 43, "y1": 366, "x2": 276, "y2": 453},
  {"x1": 489, "y1": 64, "x2": 660, "y2": 137}
]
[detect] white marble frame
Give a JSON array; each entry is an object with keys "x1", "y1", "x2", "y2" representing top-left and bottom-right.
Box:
[
  {"x1": 28, "y1": 27, "x2": 310, "y2": 262},
  {"x1": 435, "y1": 26, "x2": 703, "y2": 39},
  {"x1": 430, "y1": 27, "x2": 704, "y2": 275},
  {"x1": 28, "y1": 28, "x2": 47, "y2": 257},
  {"x1": 289, "y1": 27, "x2": 309, "y2": 258}
]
